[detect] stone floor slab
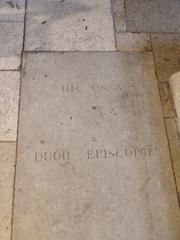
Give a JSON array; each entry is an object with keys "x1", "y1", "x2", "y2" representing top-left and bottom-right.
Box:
[
  {"x1": 0, "y1": 143, "x2": 16, "y2": 240},
  {"x1": 125, "y1": 0, "x2": 180, "y2": 33},
  {"x1": 159, "y1": 82, "x2": 175, "y2": 118},
  {"x1": 116, "y1": 33, "x2": 151, "y2": 52},
  {"x1": 151, "y1": 34, "x2": 180, "y2": 82},
  {"x1": 13, "y1": 52, "x2": 180, "y2": 240},
  {"x1": 169, "y1": 72, "x2": 180, "y2": 133},
  {"x1": 111, "y1": 0, "x2": 126, "y2": 32},
  {"x1": 0, "y1": 0, "x2": 25, "y2": 22},
  {"x1": 25, "y1": 0, "x2": 115, "y2": 51},
  {"x1": 0, "y1": 72, "x2": 20, "y2": 141},
  {"x1": 165, "y1": 118, "x2": 180, "y2": 202},
  {"x1": 0, "y1": 22, "x2": 24, "y2": 70}
]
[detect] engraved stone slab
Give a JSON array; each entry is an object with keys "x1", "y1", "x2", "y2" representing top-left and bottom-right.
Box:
[
  {"x1": 0, "y1": 22, "x2": 24, "y2": 70},
  {"x1": 0, "y1": 143, "x2": 16, "y2": 240},
  {"x1": 0, "y1": 0, "x2": 25, "y2": 21},
  {"x1": 13, "y1": 53, "x2": 180, "y2": 240},
  {"x1": 0, "y1": 72, "x2": 20, "y2": 141},
  {"x1": 25, "y1": 0, "x2": 115, "y2": 51}
]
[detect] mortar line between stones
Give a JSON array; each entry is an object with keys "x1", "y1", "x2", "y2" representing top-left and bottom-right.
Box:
[
  {"x1": 150, "y1": 34, "x2": 180, "y2": 207},
  {"x1": 123, "y1": 0, "x2": 127, "y2": 32},
  {"x1": 121, "y1": 30, "x2": 180, "y2": 35},
  {"x1": 10, "y1": 0, "x2": 28, "y2": 239},
  {"x1": 109, "y1": 0, "x2": 117, "y2": 50},
  {"x1": 0, "y1": 20, "x2": 24, "y2": 23},
  {"x1": 24, "y1": 50, "x2": 119, "y2": 53},
  {"x1": 0, "y1": 141, "x2": 16, "y2": 143},
  {"x1": 0, "y1": 69, "x2": 20, "y2": 72}
]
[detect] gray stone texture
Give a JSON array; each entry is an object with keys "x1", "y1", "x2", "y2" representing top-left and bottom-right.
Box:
[
  {"x1": 0, "y1": 0, "x2": 25, "y2": 21},
  {"x1": 111, "y1": 0, "x2": 126, "y2": 32},
  {"x1": 25, "y1": 0, "x2": 115, "y2": 51},
  {"x1": 0, "y1": 143, "x2": 16, "y2": 240},
  {"x1": 151, "y1": 34, "x2": 180, "y2": 82},
  {"x1": 13, "y1": 52, "x2": 180, "y2": 240},
  {"x1": 116, "y1": 33, "x2": 151, "y2": 52},
  {"x1": 125, "y1": 0, "x2": 180, "y2": 33},
  {"x1": 0, "y1": 71, "x2": 20, "y2": 141},
  {"x1": 0, "y1": 22, "x2": 24, "y2": 70}
]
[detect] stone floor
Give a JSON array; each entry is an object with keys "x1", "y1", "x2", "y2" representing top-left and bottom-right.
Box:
[{"x1": 0, "y1": 0, "x2": 180, "y2": 239}]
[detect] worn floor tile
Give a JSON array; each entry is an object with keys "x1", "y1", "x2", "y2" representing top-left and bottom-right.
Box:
[
  {"x1": 116, "y1": 33, "x2": 151, "y2": 52},
  {"x1": 169, "y1": 72, "x2": 180, "y2": 133},
  {"x1": 0, "y1": 72, "x2": 20, "y2": 141},
  {"x1": 13, "y1": 52, "x2": 180, "y2": 240},
  {"x1": 151, "y1": 34, "x2": 180, "y2": 82},
  {"x1": 0, "y1": 22, "x2": 24, "y2": 70},
  {"x1": 111, "y1": 0, "x2": 126, "y2": 32},
  {"x1": 159, "y1": 83, "x2": 175, "y2": 118},
  {"x1": 0, "y1": 143, "x2": 16, "y2": 240},
  {"x1": 166, "y1": 118, "x2": 180, "y2": 202},
  {"x1": 25, "y1": 0, "x2": 115, "y2": 51},
  {"x1": 0, "y1": 0, "x2": 25, "y2": 21},
  {"x1": 125, "y1": 0, "x2": 180, "y2": 33}
]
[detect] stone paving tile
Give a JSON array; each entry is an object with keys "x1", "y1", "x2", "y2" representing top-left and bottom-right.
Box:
[
  {"x1": 151, "y1": 34, "x2": 180, "y2": 82},
  {"x1": 111, "y1": 0, "x2": 126, "y2": 32},
  {"x1": 125, "y1": 0, "x2": 180, "y2": 33},
  {"x1": 166, "y1": 118, "x2": 180, "y2": 201},
  {"x1": 116, "y1": 33, "x2": 151, "y2": 52},
  {"x1": 0, "y1": 72, "x2": 20, "y2": 141},
  {"x1": 25, "y1": 0, "x2": 115, "y2": 51},
  {"x1": 0, "y1": 0, "x2": 25, "y2": 22},
  {"x1": 159, "y1": 83, "x2": 175, "y2": 118},
  {"x1": 169, "y1": 72, "x2": 180, "y2": 133},
  {"x1": 13, "y1": 52, "x2": 180, "y2": 240},
  {"x1": 0, "y1": 22, "x2": 24, "y2": 70},
  {"x1": 0, "y1": 143, "x2": 16, "y2": 240}
]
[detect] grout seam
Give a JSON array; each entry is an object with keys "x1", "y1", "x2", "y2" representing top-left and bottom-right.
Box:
[
  {"x1": 109, "y1": 0, "x2": 117, "y2": 50},
  {"x1": 0, "y1": 20, "x2": 24, "y2": 23},
  {"x1": 10, "y1": 0, "x2": 28, "y2": 239},
  {"x1": 0, "y1": 69, "x2": 21, "y2": 72},
  {"x1": 123, "y1": 0, "x2": 127, "y2": 32}
]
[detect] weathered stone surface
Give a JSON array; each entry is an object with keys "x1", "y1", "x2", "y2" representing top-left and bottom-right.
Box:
[
  {"x1": 111, "y1": 0, "x2": 126, "y2": 32},
  {"x1": 0, "y1": 143, "x2": 16, "y2": 240},
  {"x1": 126, "y1": 0, "x2": 180, "y2": 33},
  {"x1": 159, "y1": 83, "x2": 175, "y2": 118},
  {"x1": 0, "y1": 72, "x2": 20, "y2": 141},
  {"x1": 166, "y1": 118, "x2": 180, "y2": 203},
  {"x1": 13, "y1": 52, "x2": 180, "y2": 240},
  {"x1": 0, "y1": 22, "x2": 24, "y2": 70},
  {"x1": 25, "y1": 0, "x2": 115, "y2": 51},
  {"x1": 0, "y1": 0, "x2": 25, "y2": 21},
  {"x1": 169, "y1": 72, "x2": 180, "y2": 133},
  {"x1": 151, "y1": 34, "x2": 180, "y2": 82},
  {"x1": 116, "y1": 33, "x2": 151, "y2": 52}
]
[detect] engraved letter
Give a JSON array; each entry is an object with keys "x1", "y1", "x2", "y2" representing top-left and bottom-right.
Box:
[{"x1": 35, "y1": 152, "x2": 43, "y2": 162}]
